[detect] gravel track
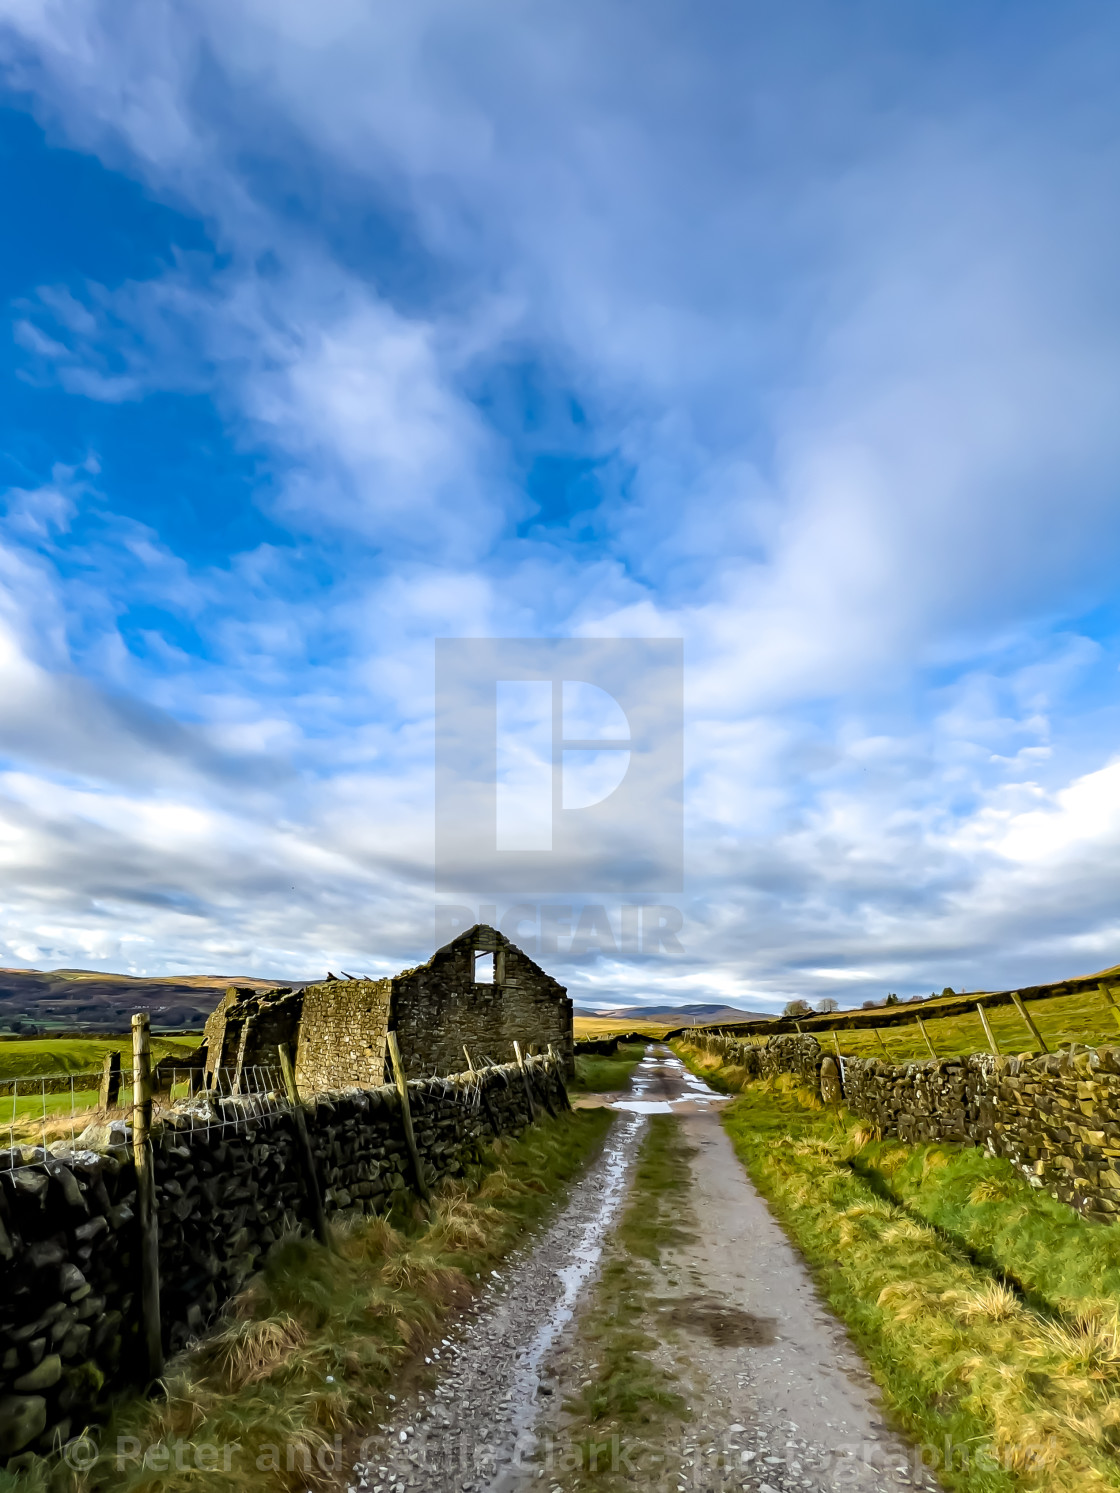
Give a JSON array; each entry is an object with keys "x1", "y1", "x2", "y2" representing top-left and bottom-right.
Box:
[
  {"x1": 349, "y1": 1110, "x2": 645, "y2": 1493},
  {"x1": 350, "y1": 1050, "x2": 934, "y2": 1493}
]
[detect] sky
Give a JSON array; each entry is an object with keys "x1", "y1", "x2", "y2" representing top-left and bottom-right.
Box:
[{"x1": 2, "y1": 2, "x2": 1120, "y2": 1011}]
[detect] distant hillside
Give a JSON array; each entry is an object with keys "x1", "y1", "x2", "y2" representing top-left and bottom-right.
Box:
[
  {"x1": 574, "y1": 1002, "x2": 773, "y2": 1024},
  {"x1": 0, "y1": 967, "x2": 296, "y2": 1034},
  {"x1": 1, "y1": 968, "x2": 782, "y2": 1037}
]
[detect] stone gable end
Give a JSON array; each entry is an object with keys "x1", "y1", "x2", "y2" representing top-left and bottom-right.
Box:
[{"x1": 198, "y1": 926, "x2": 573, "y2": 1093}]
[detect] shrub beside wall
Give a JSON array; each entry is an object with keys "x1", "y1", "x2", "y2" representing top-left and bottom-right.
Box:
[
  {"x1": 0, "y1": 1055, "x2": 562, "y2": 1465},
  {"x1": 682, "y1": 1029, "x2": 1120, "y2": 1224}
]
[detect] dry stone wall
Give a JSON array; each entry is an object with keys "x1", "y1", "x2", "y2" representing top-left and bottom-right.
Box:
[
  {"x1": 0, "y1": 1054, "x2": 565, "y2": 1466},
  {"x1": 683, "y1": 1029, "x2": 1120, "y2": 1223},
  {"x1": 683, "y1": 1031, "x2": 823, "y2": 1085}
]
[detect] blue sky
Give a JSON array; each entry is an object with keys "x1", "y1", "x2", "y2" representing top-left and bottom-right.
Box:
[{"x1": 2, "y1": 1, "x2": 1120, "y2": 1010}]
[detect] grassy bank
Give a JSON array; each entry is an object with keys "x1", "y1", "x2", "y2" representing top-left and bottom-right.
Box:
[
  {"x1": 676, "y1": 1041, "x2": 1120, "y2": 1492},
  {"x1": 571, "y1": 1042, "x2": 648, "y2": 1094},
  {"x1": 1, "y1": 1109, "x2": 614, "y2": 1493},
  {"x1": 550, "y1": 1114, "x2": 694, "y2": 1488},
  {"x1": 853, "y1": 1137, "x2": 1120, "y2": 1314}
]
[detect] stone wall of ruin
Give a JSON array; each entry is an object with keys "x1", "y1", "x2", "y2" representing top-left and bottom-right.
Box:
[
  {"x1": 201, "y1": 987, "x2": 303, "y2": 1082},
  {"x1": 391, "y1": 928, "x2": 574, "y2": 1078},
  {"x1": 199, "y1": 929, "x2": 574, "y2": 1094},
  {"x1": 293, "y1": 978, "x2": 392, "y2": 1092}
]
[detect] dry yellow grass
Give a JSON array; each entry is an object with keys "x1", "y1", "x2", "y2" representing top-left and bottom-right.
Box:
[{"x1": 573, "y1": 1015, "x2": 676, "y2": 1039}]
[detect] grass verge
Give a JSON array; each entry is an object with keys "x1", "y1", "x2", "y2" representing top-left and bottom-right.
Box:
[
  {"x1": 853, "y1": 1136, "x2": 1120, "y2": 1314},
  {"x1": 1, "y1": 1109, "x2": 614, "y2": 1493},
  {"x1": 675, "y1": 1041, "x2": 1120, "y2": 1492},
  {"x1": 548, "y1": 1114, "x2": 693, "y2": 1488},
  {"x1": 571, "y1": 1043, "x2": 648, "y2": 1094}
]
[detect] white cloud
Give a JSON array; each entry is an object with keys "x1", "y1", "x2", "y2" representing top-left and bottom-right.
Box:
[
  {"x1": 959, "y1": 760, "x2": 1120, "y2": 866},
  {"x1": 0, "y1": 2, "x2": 1120, "y2": 1004}
]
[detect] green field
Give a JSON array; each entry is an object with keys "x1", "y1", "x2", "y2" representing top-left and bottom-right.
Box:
[
  {"x1": 571, "y1": 1040, "x2": 648, "y2": 1092},
  {"x1": 0, "y1": 1033, "x2": 200, "y2": 1082},
  {"x1": 730, "y1": 983, "x2": 1120, "y2": 1062},
  {"x1": 573, "y1": 1015, "x2": 676, "y2": 1039}
]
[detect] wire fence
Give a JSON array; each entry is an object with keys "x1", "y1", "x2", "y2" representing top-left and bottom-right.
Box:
[
  {"x1": 0, "y1": 1048, "x2": 562, "y2": 1176},
  {"x1": 0, "y1": 1062, "x2": 290, "y2": 1175},
  {"x1": 0, "y1": 1033, "x2": 573, "y2": 1182}
]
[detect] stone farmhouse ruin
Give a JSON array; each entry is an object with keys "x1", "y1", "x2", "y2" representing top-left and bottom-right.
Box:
[{"x1": 199, "y1": 924, "x2": 574, "y2": 1092}]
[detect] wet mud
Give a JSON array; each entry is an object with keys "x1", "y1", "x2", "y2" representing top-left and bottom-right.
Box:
[{"x1": 661, "y1": 1296, "x2": 778, "y2": 1348}]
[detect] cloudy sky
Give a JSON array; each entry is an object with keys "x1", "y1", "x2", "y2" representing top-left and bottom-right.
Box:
[{"x1": 1, "y1": 1, "x2": 1120, "y2": 1011}]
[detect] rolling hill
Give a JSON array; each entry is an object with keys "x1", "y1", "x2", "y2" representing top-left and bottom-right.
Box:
[
  {"x1": 573, "y1": 1002, "x2": 773, "y2": 1024},
  {"x1": 0, "y1": 967, "x2": 294, "y2": 1034}
]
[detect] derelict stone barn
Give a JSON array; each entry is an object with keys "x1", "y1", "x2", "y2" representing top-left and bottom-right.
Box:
[{"x1": 201, "y1": 924, "x2": 574, "y2": 1092}]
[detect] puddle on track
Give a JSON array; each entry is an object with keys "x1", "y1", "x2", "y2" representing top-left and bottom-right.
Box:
[
  {"x1": 608, "y1": 1045, "x2": 732, "y2": 1116},
  {"x1": 350, "y1": 1048, "x2": 728, "y2": 1493}
]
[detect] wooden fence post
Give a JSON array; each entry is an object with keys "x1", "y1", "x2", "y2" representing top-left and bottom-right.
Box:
[
  {"x1": 533, "y1": 1054, "x2": 559, "y2": 1118},
  {"x1": 1011, "y1": 992, "x2": 1049, "y2": 1053},
  {"x1": 386, "y1": 1031, "x2": 430, "y2": 1201},
  {"x1": 464, "y1": 1045, "x2": 502, "y2": 1136},
  {"x1": 131, "y1": 1013, "x2": 162, "y2": 1381},
  {"x1": 277, "y1": 1044, "x2": 330, "y2": 1249},
  {"x1": 99, "y1": 1050, "x2": 121, "y2": 1109},
  {"x1": 976, "y1": 1002, "x2": 1001, "y2": 1057},
  {"x1": 513, "y1": 1041, "x2": 539, "y2": 1121},
  {"x1": 916, "y1": 1015, "x2": 937, "y2": 1059},
  {"x1": 874, "y1": 1028, "x2": 890, "y2": 1058},
  {"x1": 831, "y1": 1031, "x2": 843, "y2": 1062},
  {"x1": 547, "y1": 1044, "x2": 572, "y2": 1109},
  {"x1": 1099, "y1": 984, "x2": 1120, "y2": 1038}
]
